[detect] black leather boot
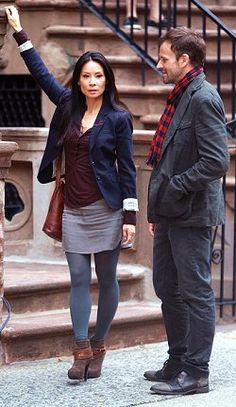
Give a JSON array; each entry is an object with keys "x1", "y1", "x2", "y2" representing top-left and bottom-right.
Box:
[
  {"x1": 150, "y1": 370, "x2": 209, "y2": 395},
  {"x1": 144, "y1": 359, "x2": 183, "y2": 382}
]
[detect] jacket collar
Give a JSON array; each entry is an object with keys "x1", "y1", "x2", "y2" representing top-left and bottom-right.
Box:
[
  {"x1": 89, "y1": 99, "x2": 114, "y2": 151},
  {"x1": 159, "y1": 72, "x2": 206, "y2": 160}
]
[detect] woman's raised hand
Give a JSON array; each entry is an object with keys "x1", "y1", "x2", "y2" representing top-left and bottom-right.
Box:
[{"x1": 5, "y1": 5, "x2": 22, "y2": 32}]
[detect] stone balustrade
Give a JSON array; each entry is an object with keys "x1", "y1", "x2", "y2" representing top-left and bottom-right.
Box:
[
  {"x1": 0, "y1": 7, "x2": 18, "y2": 359},
  {"x1": 0, "y1": 8, "x2": 7, "y2": 49},
  {"x1": 0, "y1": 138, "x2": 18, "y2": 354}
]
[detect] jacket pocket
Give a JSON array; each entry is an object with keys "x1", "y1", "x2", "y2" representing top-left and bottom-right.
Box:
[{"x1": 148, "y1": 173, "x2": 194, "y2": 219}]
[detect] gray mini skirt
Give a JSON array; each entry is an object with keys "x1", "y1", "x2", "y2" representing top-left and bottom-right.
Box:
[{"x1": 62, "y1": 199, "x2": 123, "y2": 254}]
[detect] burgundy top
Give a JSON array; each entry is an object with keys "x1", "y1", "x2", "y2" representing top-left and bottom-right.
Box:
[
  {"x1": 13, "y1": 29, "x2": 136, "y2": 226},
  {"x1": 64, "y1": 128, "x2": 102, "y2": 208}
]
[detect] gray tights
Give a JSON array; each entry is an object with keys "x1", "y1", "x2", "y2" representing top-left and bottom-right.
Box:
[{"x1": 65, "y1": 245, "x2": 120, "y2": 341}]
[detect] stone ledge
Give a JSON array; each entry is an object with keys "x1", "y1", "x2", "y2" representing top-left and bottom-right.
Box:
[
  {"x1": 3, "y1": 261, "x2": 147, "y2": 313},
  {"x1": 2, "y1": 302, "x2": 161, "y2": 340},
  {"x1": 4, "y1": 262, "x2": 144, "y2": 295},
  {"x1": 1, "y1": 302, "x2": 165, "y2": 363},
  {"x1": 0, "y1": 141, "x2": 18, "y2": 178}
]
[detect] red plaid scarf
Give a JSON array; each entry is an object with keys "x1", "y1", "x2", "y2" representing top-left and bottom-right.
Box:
[{"x1": 146, "y1": 66, "x2": 204, "y2": 167}]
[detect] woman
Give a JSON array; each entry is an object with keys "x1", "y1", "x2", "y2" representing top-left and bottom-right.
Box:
[{"x1": 6, "y1": 6, "x2": 138, "y2": 381}]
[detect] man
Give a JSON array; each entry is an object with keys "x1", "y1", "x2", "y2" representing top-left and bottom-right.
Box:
[{"x1": 145, "y1": 27, "x2": 229, "y2": 395}]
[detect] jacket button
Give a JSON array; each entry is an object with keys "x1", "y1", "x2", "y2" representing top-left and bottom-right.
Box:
[
  {"x1": 96, "y1": 176, "x2": 100, "y2": 180},
  {"x1": 91, "y1": 161, "x2": 95, "y2": 165}
]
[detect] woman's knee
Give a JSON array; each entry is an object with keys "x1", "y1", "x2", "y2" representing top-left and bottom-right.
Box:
[
  {"x1": 96, "y1": 272, "x2": 118, "y2": 290},
  {"x1": 70, "y1": 269, "x2": 91, "y2": 288},
  {"x1": 95, "y1": 249, "x2": 119, "y2": 285},
  {"x1": 66, "y1": 252, "x2": 91, "y2": 288}
]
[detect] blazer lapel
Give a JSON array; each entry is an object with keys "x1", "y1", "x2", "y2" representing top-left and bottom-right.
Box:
[
  {"x1": 89, "y1": 102, "x2": 112, "y2": 151},
  {"x1": 159, "y1": 93, "x2": 191, "y2": 159},
  {"x1": 159, "y1": 73, "x2": 205, "y2": 161}
]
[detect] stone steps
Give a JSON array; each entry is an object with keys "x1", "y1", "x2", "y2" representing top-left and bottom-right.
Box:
[
  {"x1": 16, "y1": 1, "x2": 236, "y2": 30},
  {"x1": 1, "y1": 302, "x2": 164, "y2": 364},
  {"x1": 107, "y1": 55, "x2": 232, "y2": 86},
  {"x1": 205, "y1": 56, "x2": 234, "y2": 85},
  {"x1": 45, "y1": 25, "x2": 234, "y2": 57},
  {"x1": 54, "y1": 52, "x2": 233, "y2": 87},
  {"x1": 141, "y1": 111, "x2": 233, "y2": 130},
  {"x1": 102, "y1": 56, "x2": 161, "y2": 87},
  {"x1": 44, "y1": 24, "x2": 235, "y2": 128},
  {"x1": 13, "y1": 3, "x2": 235, "y2": 129},
  {"x1": 3, "y1": 261, "x2": 145, "y2": 313},
  {"x1": 1, "y1": 259, "x2": 164, "y2": 363},
  {"x1": 119, "y1": 83, "x2": 233, "y2": 125},
  {"x1": 176, "y1": 4, "x2": 236, "y2": 30},
  {"x1": 45, "y1": 25, "x2": 159, "y2": 57}
]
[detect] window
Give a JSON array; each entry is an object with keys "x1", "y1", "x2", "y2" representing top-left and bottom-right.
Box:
[{"x1": 0, "y1": 74, "x2": 45, "y2": 126}]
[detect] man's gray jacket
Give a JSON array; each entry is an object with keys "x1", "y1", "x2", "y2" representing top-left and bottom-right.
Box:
[{"x1": 148, "y1": 72, "x2": 230, "y2": 227}]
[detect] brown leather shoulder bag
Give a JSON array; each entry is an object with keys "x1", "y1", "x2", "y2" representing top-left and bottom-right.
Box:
[{"x1": 42, "y1": 157, "x2": 65, "y2": 241}]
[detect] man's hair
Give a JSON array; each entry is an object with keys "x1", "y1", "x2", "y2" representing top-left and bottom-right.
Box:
[{"x1": 159, "y1": 27, "x2": 206, "y2": 66}]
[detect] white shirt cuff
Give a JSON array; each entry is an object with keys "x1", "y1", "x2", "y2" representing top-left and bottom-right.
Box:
[
  {"x1": 19, "y1": 41, "x2": 33, "y2": 53},
  {"x1": 123, "y1": 198, "x2": 139, "y2": 211}
]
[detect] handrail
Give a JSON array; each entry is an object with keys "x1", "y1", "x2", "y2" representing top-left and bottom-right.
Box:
[
  {"x1": 190, "y1": 0, "x2": 236, "y2": 122},
  {"x1": 79, "y1": 0, "x2": 158, "y2": 72},
  {"x1": 190, "y1": 0, "x2": 236, "y2": 39},
  {"x1": 0, "y1": 296, "x2": 11, "y2": 333}
]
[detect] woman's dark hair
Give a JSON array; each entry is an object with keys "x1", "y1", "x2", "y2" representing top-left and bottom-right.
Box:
[
  {"x1": 58, "y1": 51, "x2": 126, "y2": 144},
  {"x1": 159, "y1": 27, "x2": 206, "y2": 67}
]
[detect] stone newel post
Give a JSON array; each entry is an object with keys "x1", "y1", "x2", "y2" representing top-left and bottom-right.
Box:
[
  {"x1": 0, "y1": 8, "x2": 18, "y2": 362},
  {"x1": 0, "y1": 141, "x2": 18, "y2": 340},
  {"x1": 0, "y1": 8, "x2": 7, "y2": 49}
]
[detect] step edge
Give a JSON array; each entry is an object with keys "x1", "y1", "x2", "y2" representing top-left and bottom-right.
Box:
[
  {"x1": 1, "y1": 303, "x2": 161, "y2": 339},
  {"x1": 4, "y1": 267, "x2": 145, "y2": 294},
  {"x1": 45, "y1": 25, "x2": 232, "y2": 38}
]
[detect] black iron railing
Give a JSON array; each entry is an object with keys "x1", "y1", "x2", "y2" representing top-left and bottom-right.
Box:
[
  {"x1": 79, "y1": 1, "x2": 236, "y2": 121},
  {"x1": 78, "y1": 1, "x2": 176, "y2": 84},
  {"x1": 213, "y1": 122, "x2": 236, "y2": 318},
  {"x1": 187, "y1": 0, "x2": 236, "y2": 121}
]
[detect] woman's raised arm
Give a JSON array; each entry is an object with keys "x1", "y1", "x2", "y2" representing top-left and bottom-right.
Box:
[{"x1": 5, "y1": 5, "x2": 67, "y2": 105}]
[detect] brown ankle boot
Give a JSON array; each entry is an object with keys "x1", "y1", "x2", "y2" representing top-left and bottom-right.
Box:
[
  {"x1": 68, "y1": 340, "x2": 93, "y2": 381},
  {"x1": 88, "y1": 338, "x2": 106, "y2": 379}
]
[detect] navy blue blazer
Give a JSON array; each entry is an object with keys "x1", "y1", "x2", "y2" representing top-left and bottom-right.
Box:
[{"x1": 20, "y1": 47, "x2": 137, "y2": 210}]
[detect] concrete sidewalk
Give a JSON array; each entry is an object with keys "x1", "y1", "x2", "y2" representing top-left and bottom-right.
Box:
[{"x1": 0, "y1": 326, "x2": 236, "y2": 407}]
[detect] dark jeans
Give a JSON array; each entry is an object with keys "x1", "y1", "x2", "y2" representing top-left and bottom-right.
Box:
[{"x1": 153, "y1": 224, "x2": 215, "y2": 378}]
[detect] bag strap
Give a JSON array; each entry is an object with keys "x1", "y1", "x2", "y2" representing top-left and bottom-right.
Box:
[{"x1": 55, "y1": 156, "x2": 62, "y2": 186}]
